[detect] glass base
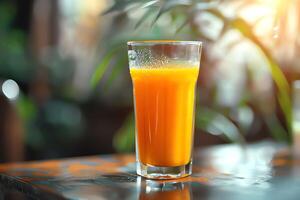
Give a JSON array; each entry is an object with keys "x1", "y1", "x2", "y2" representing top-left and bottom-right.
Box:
[{"x1": 136, "y1": 161, "x2": 192, "y2": 179}]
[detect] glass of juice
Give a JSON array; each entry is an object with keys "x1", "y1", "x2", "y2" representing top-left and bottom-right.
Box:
[{"x1": 128, "y1": 41, "x2": 202, "y2": 179}]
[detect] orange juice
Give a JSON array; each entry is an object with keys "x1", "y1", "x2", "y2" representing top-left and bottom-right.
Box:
[{"x1": 130, "y1": 64, "x2": 199, "y2": 167}]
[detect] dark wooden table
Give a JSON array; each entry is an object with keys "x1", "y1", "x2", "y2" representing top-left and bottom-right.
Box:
[{"x1": 0, "y1": 141, "x2": 299, "y2": 200}]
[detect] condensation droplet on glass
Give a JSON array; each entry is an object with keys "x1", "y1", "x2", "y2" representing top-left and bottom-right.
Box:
[{"x1": 128, "y1": 50, "x2": 137, "y2": 61}]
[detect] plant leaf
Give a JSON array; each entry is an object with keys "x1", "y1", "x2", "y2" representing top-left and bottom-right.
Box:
[
  {"x1": 175, "y1": 17, "x2": 189, "y2": 34},
  {"x1": 196, "y1": 107, "x2": 246, "y2": 144},
  {"x1": 141, "y1": 0, "x2": 159, "y2": 9},
  {"x1": 104, "y1": 55, "x2": 127, "y2": 89},
  {"x1": 0, "y1": 2, "x2": 15, "y2": 29},
  {"x1": 231, "y1": 17, "x2": 292, "y2": 144},
  {"x1": 206, "y1": 8, "x2": 228, "y2": 23},
  {"x1": 102, "y1": 0, "x2": 144, "y2": 15},
  {"x1": 151, "y1": 0, "x2": 190, "y2": 26},
  {"x1": 113, "y1": 113, "x2": 135, "y2": 152},
  {"x1": 90, "y1": 46, "x2": 122, "y2": 89},
  {"x1": 135, "y1": 8, "x2": 156, "y2": 29},
  {"x1": 264, "y1": 115, "x2": 289, "y2": 142}
]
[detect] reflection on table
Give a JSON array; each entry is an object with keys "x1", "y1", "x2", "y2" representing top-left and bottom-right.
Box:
[{"x1": 0, "y1": 141, "x2": 300, "y2": 199}]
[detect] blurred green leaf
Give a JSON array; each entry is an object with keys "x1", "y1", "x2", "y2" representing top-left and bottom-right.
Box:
[
  {"x1": 0, "y1": 3, "x2": 15, "y2": 29},
  {"x1": 206, "y1": 8, "x2": 227, "y2": 22},
  {"x1": 196, "y1": 107, "x2": 246, "y2": 144},
  {"x1": 102, "y1": 0, "x2": 149, "y2": 15},
  {"x1": 265, "y1": 115, "x2": 289, "y2": 142},
  {"x1": 141, "y1": 0, "x2": 160, "y2": 8},
  {"x1": 231, "y1": 17, "x2": 292, "y2": 144},
  {"x1": 271, "y1": 59, "x2": 292, "y2": 140},
  {"x1": 175, "y1": 17, "x2": 189, "y2": 34},
  {"x1": 151, "y1": 0, "x2": 190, "y2": 26},
  {"x1": 104, "y1": 55, "x2": 128, "y2": 89},
  {"x1": 113, "y1": 113, "x2": 135, "y2": 152},
  {"x1": 102, "y1": 0, "x2": 133, "y2": 14},
  {"x1": 99, "y1": 0, "x2": 293, "y2": 145},
  {"x1": 135, "y1": 7, "x2": 157, "y2": 29},
  {"x1": 90, "y1": 46, "x2": 122, "y2": 89},
  {"x1": 0, "y1": 2, "x2": 34, "y2": 82},
  {"x1": 16, "y1": 94, "x2": 37, "y2": 121}
]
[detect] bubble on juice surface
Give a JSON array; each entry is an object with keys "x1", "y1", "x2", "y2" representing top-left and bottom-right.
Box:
[{"x1": 134, "y1": 49, "x2": 170, "y2": 69}]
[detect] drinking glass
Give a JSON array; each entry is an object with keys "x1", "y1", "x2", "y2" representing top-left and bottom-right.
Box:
[{"x1": 128, "y1": 41, "x2": 202, "y2": 179}]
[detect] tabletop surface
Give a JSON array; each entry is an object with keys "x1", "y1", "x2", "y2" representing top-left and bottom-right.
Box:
[{"x1": 0, "y1": 141, "x2": 300, "y2": 200}]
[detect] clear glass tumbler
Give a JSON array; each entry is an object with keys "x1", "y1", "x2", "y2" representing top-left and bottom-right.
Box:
[{"x1": 128, "y1": 41, "x2": 202, "y2": 179}]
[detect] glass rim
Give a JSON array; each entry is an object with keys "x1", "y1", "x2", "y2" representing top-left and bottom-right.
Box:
[{"x1": 127, "y1": 40, "x2": 202, "y2": 46}]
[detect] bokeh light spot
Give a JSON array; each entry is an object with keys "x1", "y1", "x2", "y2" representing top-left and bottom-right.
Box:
[{"x1": 2, "y1": 79, "x2": 20, "y2": 100}]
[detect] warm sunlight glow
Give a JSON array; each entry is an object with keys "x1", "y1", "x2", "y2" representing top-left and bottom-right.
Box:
[{"x1": 237, "y1": 0, "x2": 300, "y2": 59}]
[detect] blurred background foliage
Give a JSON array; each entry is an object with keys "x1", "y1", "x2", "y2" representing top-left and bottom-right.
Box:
[
  {"x1": 0, "y1": 0, "x2": 299, "y2": 162},
  {"x1": 95, "y1": 0, "x2": 300, "y2": 151}
]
